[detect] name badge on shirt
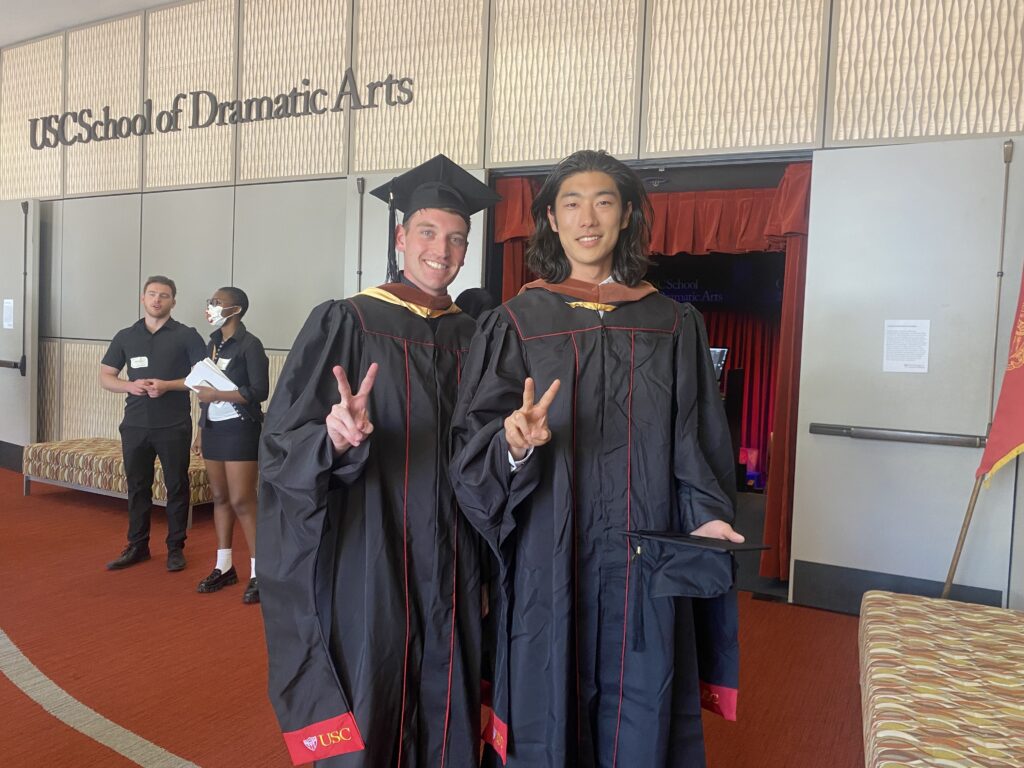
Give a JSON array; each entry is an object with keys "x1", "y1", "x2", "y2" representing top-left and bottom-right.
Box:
[
  {"x1": 130, "y1": 356, "x2": 149, "y2": 369},
  {"x1": 216, "y1": 357, "x2": 231, "y2": 370}
]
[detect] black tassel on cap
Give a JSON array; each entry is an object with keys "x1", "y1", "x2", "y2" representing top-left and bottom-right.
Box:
[{"x1": 386, "y1": 191, "x2": 399, "y2": 283}]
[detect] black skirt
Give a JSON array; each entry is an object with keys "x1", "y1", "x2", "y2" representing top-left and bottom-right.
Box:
[{"x1": 201, "y1": 416, "x2": 261, "y2": 462}]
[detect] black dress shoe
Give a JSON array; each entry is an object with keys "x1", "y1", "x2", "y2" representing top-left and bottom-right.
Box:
[
  {"x1": 166, "y1": 548, "x2": 186, "y2": 572},
  {"x1": 106, "y1": 544, "x2": 151, "y2": 570},
  {"x1": 197, "y1": 566, "x2": 238, "y2": 593},
  {"x1": 242, "y1": 578, "x2": 260, "y2": 604}
]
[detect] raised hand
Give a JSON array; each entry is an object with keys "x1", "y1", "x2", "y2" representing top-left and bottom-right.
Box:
[
  {"x1": 327, "y1": 362, "x2": 379, "y2": 455},
  {"x1": 504, "y1": 377, "x2": 561, "y2": 461}
]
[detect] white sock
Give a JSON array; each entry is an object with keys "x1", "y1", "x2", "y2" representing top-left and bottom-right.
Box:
[
  {"x1": 250, "y1": 557, "x2": 257, "y2": 580},
  {"x1": 215, "y1": 549, "x2": 232, "y2": 573}
]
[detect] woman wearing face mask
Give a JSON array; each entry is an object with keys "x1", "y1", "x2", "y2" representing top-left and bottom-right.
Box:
[{"x1": 191, "y1": 287, "x2": 269, "y2": 604}]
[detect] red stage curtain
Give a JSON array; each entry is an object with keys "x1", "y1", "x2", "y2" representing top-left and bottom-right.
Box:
[
  {"x1": 494, "y1": 178, "x2": 536, "y2": 301},
  {"x1": 649, "y1": 188, "x2": 777, "y2": 256},
  {"x1": 703, "y1": 310, "x2": 780, "y2": 485},
  {"x1": 759, "y1": 163, "x2": 812, "y2": 581}
]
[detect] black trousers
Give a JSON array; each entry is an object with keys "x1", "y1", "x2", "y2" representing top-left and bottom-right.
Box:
[{"x1": 120, "y1": 422, "x2": 192, "y2": 549}]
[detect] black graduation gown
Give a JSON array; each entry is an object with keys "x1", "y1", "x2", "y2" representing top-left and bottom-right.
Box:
[
  {"x1": 258, "y1": 289, "x2": 483, "y2": 767},
  {"x1": 451, "y1": 283, "x2": 739, "y2": 768}
]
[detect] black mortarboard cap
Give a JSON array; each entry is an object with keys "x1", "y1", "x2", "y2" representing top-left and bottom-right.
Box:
[{"x1": 370, "y1": 154, "x2": 502, "y2": 282}]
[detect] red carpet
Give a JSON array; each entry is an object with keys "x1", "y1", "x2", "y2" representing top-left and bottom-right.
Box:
[
  {"x1": 0, "y1": 469, "x2": 290, "y2": 767},
  {"x1": 0, "y1": 468, "x2": 863, "y2": 767}
]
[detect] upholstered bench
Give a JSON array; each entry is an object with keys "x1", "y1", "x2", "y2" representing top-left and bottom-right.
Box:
[
  {"x1": 859, "y1": 590, "x2": 1024, "y2": 768},
  {"x1": 22, "y1": 438, "x2": 211, "y2": 527}
]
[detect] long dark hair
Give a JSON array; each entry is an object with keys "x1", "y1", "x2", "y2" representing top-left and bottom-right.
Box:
[{"x1": 526, "y1": 150, "x2": 652, "y2": 286}]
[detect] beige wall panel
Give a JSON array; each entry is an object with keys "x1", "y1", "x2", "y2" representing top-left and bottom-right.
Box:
[
  {"x1": 488, "y1": 0, "x2": 641, "y2": 166},
  {"x1": 267, "y1": 350, "x2": 287, "y2": 402},
  {"x1": 65, "y1": 15, "x2": 143, "y2": 195},
  {"x1": 61, "y1": 340, "x2": 125, "y2": 440},
  {"x1": 38, "y1": 339, "x2": 61, "y2": 442},
  {"x1": 351, "y1": 0, "x2": 485, "y2": 171},
  {"x1": 144, "y1": 0, "x2": 237, "y2": 189},
  {"x1": 0, "y1": 36, "x2": 64, "y2": 200},
  {"x1": 832, "y1": 0, "x2": 1024, "y2": 143},
  {"x1": 238, "y1": 0, "x2": 349, "y2": 181},
  {"x1": 644, "y1": 0, "x2": 825, "y2": 156}
]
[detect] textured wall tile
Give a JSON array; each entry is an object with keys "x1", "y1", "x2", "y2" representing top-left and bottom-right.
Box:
[
  {"x1": 38, "y1": 339, "x2": 61, "y2": 441},
  {"x1": 351, "y1": 0, "x2": 485, "y2": 172},
  {"x1": 267, "y1": 350, "x2": 287, "y2": 401},
  {"x1": 61, "y1": 341, "x2": 125, "y2": 440},
  {"x1": 144, "y1": 0, "x2": 237, "y2": 189},
  {"x1": 0, "y1": 36, "x2": 64, "y2": 200},
  {"x1": 238, "y1": 0, "x2": 349, "y2": 180},
  {"x1": 65, "y1": 15, "x2": 143, "y2": 195},
  {"x1": 488, "y1": 0, "x2": 641, "y2": 165},
  {"x1": 644, "y1": 0, "x2": 825, "y2": 155},
  {"x1": 832, "y1": 0, "x2": 1024, "y2": 142}
]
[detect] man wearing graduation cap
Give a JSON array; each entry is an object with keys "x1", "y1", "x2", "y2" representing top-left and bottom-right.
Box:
[{"x1": 258, "y1": 154, "x2": 500, "y2": 767}]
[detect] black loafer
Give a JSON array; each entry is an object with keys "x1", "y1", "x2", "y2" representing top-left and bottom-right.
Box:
[
  {"x1": 166, "y1": 548, "x2": 186, "y2": 572},
  {"x1": 242, "y1": 578, "x2": 260, "y2": 604},
  {"x1": 106, "y1": 544, "x2": 151, "y2": 570},
  {"x1": 197, "y1": 566, "x2": 238, "y2": 593}
]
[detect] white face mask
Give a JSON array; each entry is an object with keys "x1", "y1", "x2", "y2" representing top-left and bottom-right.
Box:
[{"x1": 206, "y1": 304, "x2": 237, "y2": 329}]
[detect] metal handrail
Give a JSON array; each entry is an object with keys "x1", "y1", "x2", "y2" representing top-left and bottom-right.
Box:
[{"x1": 808, "y1": 422, "x2": 986, "y2": 449}]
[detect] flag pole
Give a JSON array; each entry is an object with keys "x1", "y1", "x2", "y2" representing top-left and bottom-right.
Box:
[
  {"x1": 943, "y1": 140, "x2": 1014, "y2": 601},
  {"x1": 987, "y1": 140, "x2": 1015, "y2": 420},
  {"x1": 942, "y1": 475, "x2": 984, "y2": 599}
]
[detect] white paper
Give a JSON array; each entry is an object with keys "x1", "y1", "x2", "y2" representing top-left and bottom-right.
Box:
[
  {"x1": 185, "y1": 358, "x2": 238, "y2": 392},
  {"x1": 883, "y1": 320, "x2": 930, "y2": 373},
  {"x1": 2, "y1": 299, "x2": 12, "y2": 330}
]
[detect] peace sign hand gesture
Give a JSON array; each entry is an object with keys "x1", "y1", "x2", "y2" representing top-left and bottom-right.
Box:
[
  {"x1": 504, "y1": 377, "x2": 561, "y2": 461},
  {"x1": 327, "y1": 363, "x2": 379, "y2": 456}
]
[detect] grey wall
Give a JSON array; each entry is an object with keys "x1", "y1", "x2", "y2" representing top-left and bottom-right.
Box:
[
  {"x1": 39, "y1": 201, "x2": 62, "y2": 338},
  {"x1": 141, "y1": 187, "x2": 234, "y2": 333},
  {"x1": 61, "y1": 194, "x2": 142, "y2": 340},
  {"x1": 234, "y1": 178, "x2": 349, "y2": 350}
]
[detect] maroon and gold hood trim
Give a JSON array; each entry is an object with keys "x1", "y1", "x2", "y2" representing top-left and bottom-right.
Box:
[{"x1": 519, "y1": 278, "x2": 658, "y2": 309}]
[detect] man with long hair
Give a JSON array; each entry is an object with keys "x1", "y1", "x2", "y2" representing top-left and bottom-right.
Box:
[{"x1": 452, "y1": 150, "x2": 743, "y2": 767}]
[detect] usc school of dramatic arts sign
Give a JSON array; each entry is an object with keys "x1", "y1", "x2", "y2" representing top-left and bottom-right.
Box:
[{"x1": 28, "y1": 68, "x2": 413, "y2": 150}]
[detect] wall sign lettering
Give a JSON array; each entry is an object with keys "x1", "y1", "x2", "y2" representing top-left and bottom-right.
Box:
[{"x1": 27, "y1": 68, "x2": 413, "y2": 150}]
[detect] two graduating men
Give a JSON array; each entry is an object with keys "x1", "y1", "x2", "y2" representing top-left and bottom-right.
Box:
[{"x1": 260, "y1": 150, "x2": 741, "y2": 767}]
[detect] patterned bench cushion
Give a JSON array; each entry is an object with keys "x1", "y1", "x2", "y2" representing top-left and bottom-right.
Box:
[
  {"x1": 23, "y1": 438, "x2": 211, "y2": 506},
  {"x1": 859, "y1": 590, "x2": 1024, "y2": 768}
]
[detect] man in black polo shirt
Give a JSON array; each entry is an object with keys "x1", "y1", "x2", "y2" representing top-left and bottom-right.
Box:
[{"x1": 100, "y1": 275, "x2": 206, "y2": 571}]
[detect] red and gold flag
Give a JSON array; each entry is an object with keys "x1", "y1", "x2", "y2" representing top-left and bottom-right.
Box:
[{"x1": 977, "y1": 279, "x2": 1024, "y2": 479}]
